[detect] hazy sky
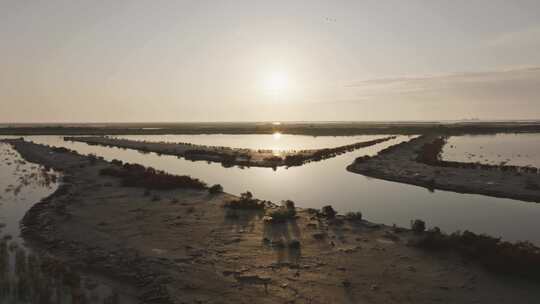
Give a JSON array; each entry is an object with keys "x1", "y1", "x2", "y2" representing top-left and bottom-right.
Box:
[{"x1": 2, "y1": 0, "x2": 540, "y2": 122}]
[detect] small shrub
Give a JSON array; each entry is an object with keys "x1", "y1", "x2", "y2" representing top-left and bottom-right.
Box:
[
  {"x1": 241, "y1": 191, "x2": 253, "y2": 200},
  {"x1": 284, "y1": 200, "x2": 295, "y2": 210},
  {"x1": 265, "y1": 200, "x2": 297, "y2": 222},
  {"x1": 411, "y1": 219, "x2": 426, "y2": 234},
  {"x1": 267, "y1": 208, "x2": 296, "y2": 222},
  {"x1": 288, "y1": 239, "x2": 301, "y2": 249},
  {"x1": 345, "y1": 212, "x2": 362, "y2": 221},
  {"x1": 208, "y1": 184, "x2": 224, "y2": 194},
  {"x1": 321, "y1": 205, "x2": 337, "y2": 219},
  {"x1": 224, "y1": 191, "x2": 265, "y2": 210}
]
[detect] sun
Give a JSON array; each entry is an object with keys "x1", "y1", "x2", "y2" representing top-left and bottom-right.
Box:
[{"x1": 264, "y1": 72, "x2": 289, "y2": 94}]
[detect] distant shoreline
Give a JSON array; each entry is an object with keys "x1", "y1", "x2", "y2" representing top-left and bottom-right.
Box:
[{"x1": 2, "y1": 121, "x2": 540, "y2": 136}]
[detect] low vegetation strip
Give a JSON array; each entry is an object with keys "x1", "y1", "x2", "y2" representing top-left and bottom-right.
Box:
[
  {"x1": 65, "y1": 136, "x2": 396, "y2": 168},
  {"x1": 411, "y1": 226, "x2": 540, "y2": 280},
  {"x1": 99, "y1": 163, "x2": 207, "y2": 190},
  {"x1": 348, "y1": 135, "x2": 540, "y2": 202}
]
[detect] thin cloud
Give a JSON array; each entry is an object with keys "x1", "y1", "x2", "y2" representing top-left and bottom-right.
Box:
[
  {"x1": 347, "y1": 66, "x2": 540, "y2": 87},
  {"x1": 346, "y1": 66, "x2": 540, "y2": 96},
  {"x1": 486, "y1": 26, "x2": 540, "y2": 48}
]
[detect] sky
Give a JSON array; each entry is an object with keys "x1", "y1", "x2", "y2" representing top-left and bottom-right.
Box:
[{"x1": 1, "y1": 0, "x2": 540, "y2": 122}]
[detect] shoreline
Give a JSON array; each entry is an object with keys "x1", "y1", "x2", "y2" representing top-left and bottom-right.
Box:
[
  {"x1": 348, "y1": 136, "x2": 540, "y2": 203},
  {"x1": 4, "y1": 138, "x2": 540, "y2": 303}
]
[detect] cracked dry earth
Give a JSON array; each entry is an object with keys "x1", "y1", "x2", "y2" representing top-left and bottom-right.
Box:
[{"x1": 5, "y1": 139, "x2": 540, "y2": 304}]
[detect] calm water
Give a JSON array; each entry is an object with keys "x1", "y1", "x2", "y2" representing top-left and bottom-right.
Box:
[
  {"x1": 0, "y1": 143, "x2": 136, "y2": 304},
  {"x1": 442, "y1": 133, "x2": 540, "y2": 167},
  {"x1": 16, "y1": 134, "x2": 540, "y2": 245}
]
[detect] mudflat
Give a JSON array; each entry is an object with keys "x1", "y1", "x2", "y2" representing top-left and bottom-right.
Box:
[
  {"x1": 348, "y1": 135, "x2": 540, "y2": 203},
  {"x1": 4, "y1": 138, "x2": 540, "y2": 303}
]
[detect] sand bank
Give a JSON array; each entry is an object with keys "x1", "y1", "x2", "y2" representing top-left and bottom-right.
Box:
[{"x1": 348, "y1": 135, "x2": 540, "y2": 203}]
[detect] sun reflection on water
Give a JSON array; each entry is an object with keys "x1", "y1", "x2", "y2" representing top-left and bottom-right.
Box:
[{"x1": 271, "y1": 132, "x2": 283, "y2": 155}]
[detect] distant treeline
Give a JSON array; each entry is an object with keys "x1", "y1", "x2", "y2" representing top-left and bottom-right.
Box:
[{"x1": 4, "y1": 122, "x2": 540, "y2": 136}]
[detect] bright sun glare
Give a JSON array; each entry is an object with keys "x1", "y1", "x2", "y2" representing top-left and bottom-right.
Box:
[{"x1": 264, "y1": 72, "x2": 288, "y2": 94}]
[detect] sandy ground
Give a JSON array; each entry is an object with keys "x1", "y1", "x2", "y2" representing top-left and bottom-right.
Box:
[
  {"x1": 3, "y1": 138, "x2": 540, "y2": 304},
  {"x1": 348, "y1": 135, "x2": 540, "y2": 203},
  {"x1": 64, "y1": 136, "x2": 393, "y2": 168}
]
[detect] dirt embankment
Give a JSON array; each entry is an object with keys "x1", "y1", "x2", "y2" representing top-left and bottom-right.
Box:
[
  {"x1": 4, "y1": 138, "x2": 540, "y2": 303},
  {"x1": 64, "y1": 136, "x2": 395, "y2": 168},
  {"x1": 348, "y1": 135, "x2": 540, "y2": 203}
]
